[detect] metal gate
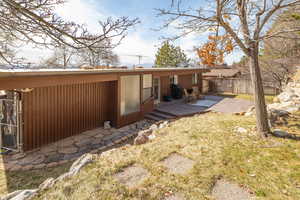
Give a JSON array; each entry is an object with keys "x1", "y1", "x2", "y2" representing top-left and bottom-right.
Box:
[{"x1": 0, "y1": 91, "x2": 22, "y2": 152}]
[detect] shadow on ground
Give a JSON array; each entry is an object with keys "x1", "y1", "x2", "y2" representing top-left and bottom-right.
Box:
[{"x1": 0, "y1": 138, "x2": 134, "y2": 195}]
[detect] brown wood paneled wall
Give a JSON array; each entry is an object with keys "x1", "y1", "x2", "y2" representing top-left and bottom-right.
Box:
[
  {"x1": 160, "y1": 76, "x2": 171, "y2": 100},
  {"x1": 178, "y1": 74, "x2": 193, "y2": 89},
  {"x1": 22, "y1": 81, "x2": 117, "y2": 151},
  {"x1": 197, "y1": 73, "x2": 203, "y2": 93}
]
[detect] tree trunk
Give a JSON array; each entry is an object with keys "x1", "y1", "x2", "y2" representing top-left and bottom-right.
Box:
[{"x1": 249, "y1": 44, "x2": 271, "y2": 137}]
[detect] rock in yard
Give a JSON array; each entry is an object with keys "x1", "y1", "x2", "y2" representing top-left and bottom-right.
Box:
[
  {"x1": 148, "y1": 134, "x2": 156, "y2": 140},
  {"x1": 39, "y1": 178, "x2": 55, "y2": 191},
  {"x1": 269, "y1": 109, "x2": 290, "y2": 117},
  {"x1": 268, "y1": 101, "x2": 300, "y2": 113},
  {"x1": 159, "y1": 121, "x2": 169, "y2": 129},
  {"x1": 69, "y1": 153, "x2": 94, "y2": 176},
  {"x1": 244, "y1": 112, "x2": 253, "y2": 117},
  {"x1": 134, "y1": 134, "x2": 149, "y2": 145},
  {"x1": 277, "y1": 91, "x2": 298, "y2": 102},
  {"x1": 56, "y1": 153, "x2": 94, "y2": 182},
  {"x1": 235, "y1": 127, "x2": 247, "y2": 134},
  {"x1": 244, "y1": 106, "x2": 255, "y2": 116},
  {"x1": 149, "y1": 124, "x2": 158, "y2": 131},
  {"x1": 104, "y1": 121, "x2": 111, "y2": 129},
  {"x1": 273, "y1": 129, "x2": 289, "y2": 138},
  {"x1": 1, "y1": 189, "x2": 38, "y2": 200},
  {"x1": 138, "y1": 129, "x2": 152, "y2": 137}
]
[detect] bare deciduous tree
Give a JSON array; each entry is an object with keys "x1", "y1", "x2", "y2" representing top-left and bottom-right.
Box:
[
  {"x1": 0, "y1": 0, "x2": 139, "y2": 64},
  {"x1": 157, "y1": 0, "x2": 300, "y2": 137},
  {"x1": 42, "y1": 45, "x2": 77, "y2": 68}
]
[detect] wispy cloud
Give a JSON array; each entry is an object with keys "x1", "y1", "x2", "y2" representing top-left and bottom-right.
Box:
[
  {"x1": 56, "y1": 0, "x2": 105, "y2": 32},
  {"x1": 115, "y1": 32, "x2": 158, "y2": 65},
  {"x1": 15, "y1": 0, "x2": 243, "y2": 66}
]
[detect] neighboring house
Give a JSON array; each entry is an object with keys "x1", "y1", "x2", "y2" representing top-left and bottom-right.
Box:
[
  {"x1": 208, "y1": 64, "x2": 230, "y2": 69},
  {"x1": 203, "y1": 68, "x2": 241, "y2": 79},
  {"x1": 0, "y1": 67, "x2": 208, "y2": 151}
]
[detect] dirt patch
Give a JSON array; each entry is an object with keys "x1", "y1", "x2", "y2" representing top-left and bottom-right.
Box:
[
  {"x1": 212, "y1": 179, "x2": 253, "y2": 200},
  {"x1": 165, "y1": 193, "x2": 185, "y2": 200},
  {"x1": 161, "y1": 153, "x2": 195, "y2": 175},
  {"x1": 113, "y1": 164, "x2": 149, "y2": 188}
]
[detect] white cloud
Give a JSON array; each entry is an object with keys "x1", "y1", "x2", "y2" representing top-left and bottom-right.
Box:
[
  {"x1": 55, "y1": 0, "x2": 105, "y2": 32},
  {"x1": 114, "y1": 32, "x2": 158, "y2": 66}
]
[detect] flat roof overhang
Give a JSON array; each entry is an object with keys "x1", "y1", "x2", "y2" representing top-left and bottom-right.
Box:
[{"x1": 0, "y1": 68, "x2": 210, "y2": 90}]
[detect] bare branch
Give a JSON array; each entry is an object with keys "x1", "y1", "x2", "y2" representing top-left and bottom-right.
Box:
[{"x1": 0, "y1": 0, "x2": 139, "y2": 64}]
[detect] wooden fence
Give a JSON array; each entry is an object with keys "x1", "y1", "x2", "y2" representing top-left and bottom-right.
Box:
[{"x1": 206, "y1": 78, "x2": 280, "y2": 95}]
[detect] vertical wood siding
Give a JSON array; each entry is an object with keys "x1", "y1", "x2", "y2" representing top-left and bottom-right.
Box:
[
  {"x1": 22, "y1": 81, "x2": 117, "y2": 151},
  {"x1": 160, "y1": 76, "x2": 171, "y2": 100},
  {"x1": 197, "y1": 73, "x2": 203, "y2": 93},
  {"x1": 178, "y1": 74, "x2": 193, "y2": 89}
]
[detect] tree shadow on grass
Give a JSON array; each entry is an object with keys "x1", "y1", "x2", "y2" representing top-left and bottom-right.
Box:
[
  {"x1": 271, "y1": 131, "x2": 300, "y2": 141},
  {"x1": 0, "y1": 161, "x2": 71, "y2": 195}
]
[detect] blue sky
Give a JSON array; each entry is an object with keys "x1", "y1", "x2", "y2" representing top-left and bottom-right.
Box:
[{"x1": 21, "y1": 0, "x2": 243, "y2": 66}]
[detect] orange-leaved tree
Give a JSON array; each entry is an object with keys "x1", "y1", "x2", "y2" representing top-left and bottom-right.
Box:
[{"x1": 197, "y1": 33, "x2": 233, "y2": 66}]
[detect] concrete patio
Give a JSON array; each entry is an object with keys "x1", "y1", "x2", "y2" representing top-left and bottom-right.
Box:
[{"x1": 147, "y1": 95, "x2": 254, "y2": 121}]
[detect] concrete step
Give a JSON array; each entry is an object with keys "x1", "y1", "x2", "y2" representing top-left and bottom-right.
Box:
[
  {"x1": 150, "y1": 111, "x2": 175, "y2": 119},
  {"x1": 145, "y1": 113, "x2": 164, "y2": 121},
  {"x1": 154, "y1": 108, "x2": 178, "y2": 118}
]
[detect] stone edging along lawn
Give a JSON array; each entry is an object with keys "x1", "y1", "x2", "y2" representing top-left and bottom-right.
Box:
[{"x1": 1, "y1": 120, "x2": 158, "y2": 172}]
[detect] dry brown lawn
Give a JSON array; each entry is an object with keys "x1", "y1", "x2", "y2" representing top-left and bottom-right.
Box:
[{"x1": 27, "y1": 112, "x2": 300, "y2": 200}]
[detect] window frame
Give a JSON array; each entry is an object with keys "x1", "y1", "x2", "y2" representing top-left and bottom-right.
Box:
[
  {"x1": 120, "y1": 75, "x2": 141, "y2": 116},
  {"x1": 142, "y1": 74, "x2": 153, "y2": 102},
  {"x1": 170, "y1": 75, "x2": 178, "y2": 85}
]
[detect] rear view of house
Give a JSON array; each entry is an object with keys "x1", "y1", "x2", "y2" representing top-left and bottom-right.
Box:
[{"x1": 0, "y1": 68, "x2": 208, "y2": 152}]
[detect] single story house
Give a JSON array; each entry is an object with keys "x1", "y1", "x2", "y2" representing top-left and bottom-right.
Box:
[{"x1": 0, "y1": 67, "x2": 208, "y2": 151}]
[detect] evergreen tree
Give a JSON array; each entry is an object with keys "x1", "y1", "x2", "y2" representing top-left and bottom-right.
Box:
[{"x1": 154, "y1": 42, "x2": 189, "y2": 67}]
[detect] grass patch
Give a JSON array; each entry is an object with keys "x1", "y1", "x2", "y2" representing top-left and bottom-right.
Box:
[
  {"x1": 32, "y1": 113, "x2": 300, "y2": 200},
  {"x1": 0, "y1": 162, "x2": 71, "y2": 195},
  {"x1": 217, "y1": 93, "x2": 275, "y2": 104}
]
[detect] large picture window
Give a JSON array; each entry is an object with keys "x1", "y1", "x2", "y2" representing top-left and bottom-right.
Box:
[
  {"x1": 121, "y1": 75, "x2": 140, "y2": 116},
  {"x1": 143, "y1": 74, "x2": 153, "y2": 102}
]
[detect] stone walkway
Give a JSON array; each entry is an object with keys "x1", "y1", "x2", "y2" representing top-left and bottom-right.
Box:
[
  {"x1": 0, "y1": 120, "x2": 153, "y2": 172},
  {"x1": 112, "y1": 152, "x2": 195, "y2": 200},
  {"x1": 112, "y1": 153, "x2": 254, "y2": 200},
  {"x1": 212, "y1": 179, "x2": 253, "y2": 200},
  {"x1": 160, "y1": 153, "x2": 195, "y2": 175},
  {"x1": 114, "y1": 164, "x2": 150, "y2": 188}
]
